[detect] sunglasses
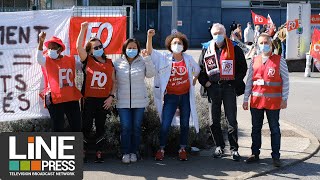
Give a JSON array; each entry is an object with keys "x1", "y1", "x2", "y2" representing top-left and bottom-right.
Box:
[{"x1": 93, "y1": 45, "x2": 103, "y2": 50}]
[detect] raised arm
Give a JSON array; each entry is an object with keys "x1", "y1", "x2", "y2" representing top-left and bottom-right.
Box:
[
  {"x1": 76, "y1": 22, "x2": 89, "y2": 62},
  {"x1": 36, "y1": 32, "x2": 46, "y2": 66},
  {"x1": 146, "y1": 29, "x2": 155, "y2": 55}
]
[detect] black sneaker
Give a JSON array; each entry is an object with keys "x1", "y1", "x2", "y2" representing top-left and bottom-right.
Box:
[
  {"x1": 232, "y1": 151, "x2": 241, "y2": 161},
  {"x1": 245, "y1": 155, "x2": 259, "y2": 163},
  {"x1": 94, "y1": 151, "x2": 104, "y2": 163},
  {"x1": 273, "y1": 158, "x2": 281, "y2": 167}
]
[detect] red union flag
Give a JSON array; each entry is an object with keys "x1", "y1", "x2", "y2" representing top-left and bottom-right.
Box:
[
  {"x1": 69, "y1": 16, "x2": 127, "y2": 55},
  {"x1": 286, "y1": 19, "x2": 300, "y2": 32},
  {"x1": 310, "y1": 28, "x2": 320, "y2": 60},
  {"x1": 251, "y1": 10, "x2": 268, "y2": 25}
]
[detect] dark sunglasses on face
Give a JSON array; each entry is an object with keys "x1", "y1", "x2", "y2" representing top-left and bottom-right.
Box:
[{"x1": 93, "y1": 45, "x2": 103, "y2": 50}]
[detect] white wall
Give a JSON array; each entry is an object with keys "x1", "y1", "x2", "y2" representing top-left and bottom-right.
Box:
[{"x1": 52, "y1": 0, "x2": 76, "y2": 9}]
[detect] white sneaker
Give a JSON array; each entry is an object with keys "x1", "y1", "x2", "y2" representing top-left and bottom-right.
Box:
[
  {"x1": 213, "y1": 146, "x2": 224, "y2": 158},
  {"x1": 130, "y1": 153, "x2": 137, "y2": 163},
  {"x1": 122, "y1": 154, "x2": 130, "y2": 164}
]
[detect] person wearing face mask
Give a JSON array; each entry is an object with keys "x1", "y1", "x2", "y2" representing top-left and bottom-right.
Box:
[
  {"x1": 36, "y1": 32, "x2": 82, "y2": 132},
  {"x1": 198, "y1": 23, "x2": 247, "y2": 161},
  {"x1": 242, "y1": 33, "x2": 289, "y2": 167},
  {"x1": 113, "y1": 38, "x2": 155, "y2": 164},
  {"x1": 244, "y1": 22, "x2": 254, "y2": 45},
  {"x1": 76, "y1": 22, "x2": 116, "y2": 163},
  {"x1": 146, "y1": 29, "x2": 200, "y2": 161}
]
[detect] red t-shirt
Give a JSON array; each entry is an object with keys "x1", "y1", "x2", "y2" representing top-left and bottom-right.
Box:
[{"x1": 166, "y1": 59, "x2": 190, "y2": 95}]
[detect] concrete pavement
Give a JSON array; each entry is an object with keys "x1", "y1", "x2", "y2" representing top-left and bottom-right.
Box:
[
  {"x1": 82, "y1": 106, "x2": 319, "y2": 180},
  {"x1": 83, "y1": 50, "x2": 320, "y2": 180}
]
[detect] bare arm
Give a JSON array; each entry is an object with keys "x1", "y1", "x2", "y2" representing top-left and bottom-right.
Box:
[
  {"x1": 110, "y1": 69, "x2": 117, "y2": 96},
  {"x1": 76, "y1": 22, "x2": 89, "y2": 62},
  {"x1": 103, "y1": 69, "x2": 117, "y2": 110},
  {"x1": 146, "y1": 29, "x2": 155, "y2": 55}
]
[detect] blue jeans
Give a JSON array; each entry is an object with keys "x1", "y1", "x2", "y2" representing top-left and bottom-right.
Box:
[
  {"x1": 160, "y1": 92, "x2": 190, "y2": 148},
  {"x1": 250, "y1": 108, "x2": 281, "y2": 159},
  {"x1": 118, "y1": 108, "x2": 145, "y2": 154},
  {"x1": 281, "y1": 41, "x2": 286, "y2": 59}
]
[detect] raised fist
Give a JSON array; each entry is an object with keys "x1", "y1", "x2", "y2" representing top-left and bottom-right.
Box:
[
  {"x1": 147, "y1": 29, "x2": 155, "y2": 37},
  {"x1": 39, "y1": 32, "x2": 46, "y2": 42},
  {"x1": 81, "y1": 22, "x2": 89, "y2": 30}
]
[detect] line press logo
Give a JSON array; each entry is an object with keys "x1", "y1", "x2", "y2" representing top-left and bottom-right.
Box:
[{"x1": 0, "y1": 132, "x2": 83, "y2": 180}]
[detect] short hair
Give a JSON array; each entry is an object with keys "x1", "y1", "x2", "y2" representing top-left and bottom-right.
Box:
[
  {"x1": 210, "y1": 23, "x2": 226, "y2": 36},
  {"x1": 237, "y1": 24, "x2": 242, "y2": 27},
  {"x1": 122, "y1": 38, "x2": 141, "y2": 59},
  {"x1": 165, "y1": 32, "x2": 189, "y2": 52},
  {"x1": 258, "y1": 33, "x2": 272, "y2": 44}
]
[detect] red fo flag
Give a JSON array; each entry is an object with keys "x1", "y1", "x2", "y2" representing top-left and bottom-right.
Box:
[
  {"x1": 251, "y1": 10, "x2": 268, "y2": 25},
  {"x1": 286, "y1": 19, "x2": 300, "y2": 32},
  {"x1": 310, "y1": 28, "x2": 320, "y2": 60}
]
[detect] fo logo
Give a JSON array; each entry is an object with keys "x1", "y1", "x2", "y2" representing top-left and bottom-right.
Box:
[{"x1": 0, "y1": 132, "x2": 83, "y2": 180}]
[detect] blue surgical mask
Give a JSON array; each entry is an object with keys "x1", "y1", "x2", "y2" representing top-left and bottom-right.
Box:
[
  {"x1": 48, "y1": 49, "x2": 59, "y2": 59},
  {"x1": 126, "y1": 49, "x2": 138, "y2": 58},
  {"x1": 212, "y1": 34, "x2": 224, "y2": 44},
  {"x1": 93, "y1": 49, "x2": 104, "y2": 57},
  {"x1": 259, "y1": 44, "x2": 271, "y2": 53}
]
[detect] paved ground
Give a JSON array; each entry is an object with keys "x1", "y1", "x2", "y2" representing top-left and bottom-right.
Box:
[{"x1": 83, "y1": 50, "x2": 320, "y2": 180}]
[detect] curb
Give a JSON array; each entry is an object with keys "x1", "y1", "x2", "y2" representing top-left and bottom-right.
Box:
[{"x1": 235, "y1": 120, "x2": 320, "y2": 180}]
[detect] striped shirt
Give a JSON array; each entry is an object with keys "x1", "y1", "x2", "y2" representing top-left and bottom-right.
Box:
[{"x1": 243, "y1": 56, "x2": 289, "y2": 102}]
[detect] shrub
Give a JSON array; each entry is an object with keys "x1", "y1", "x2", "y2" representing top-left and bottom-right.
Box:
[{"x1": 0, "y1": 77, "x2": 228, "y2": 157}]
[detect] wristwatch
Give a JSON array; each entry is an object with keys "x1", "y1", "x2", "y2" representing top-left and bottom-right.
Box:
[{"x1": 109, "y1": 94, "x2": 115, "y2": 98}]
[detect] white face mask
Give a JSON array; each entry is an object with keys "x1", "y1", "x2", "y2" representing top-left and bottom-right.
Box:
[
  {"x1": 171, "y1": 44, "x2": 183, "y2": 54},
  {"x1": 48, "y1": 49, "x2": 59, "y2": 59}
]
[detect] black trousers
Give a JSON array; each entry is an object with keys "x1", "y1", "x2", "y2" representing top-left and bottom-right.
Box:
[
  {"x1": 46, "y1": 100, "x2": 82, "y2": 132},
  {"x1": 82, "y1": 97, "x2": 109, "y2": 151},
  {"x1": 207, "y1": 83, "x2": 239, "y2": 151}
]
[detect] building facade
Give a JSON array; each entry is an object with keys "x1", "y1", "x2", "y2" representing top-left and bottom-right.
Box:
[{"x1": 1, "y1": 0, "x2": 320, "y2": 47}]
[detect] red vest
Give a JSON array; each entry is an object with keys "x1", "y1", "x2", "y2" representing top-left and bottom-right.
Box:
[
  {"x1": 250, "y1": 54, "x2": 282, "y2": 110},
  {"x1": 44, "y1": 56, "x2": 82, "y2": 104},
  {"x1": 84, "y1": 56, "x2": 114, "y2": 97}
]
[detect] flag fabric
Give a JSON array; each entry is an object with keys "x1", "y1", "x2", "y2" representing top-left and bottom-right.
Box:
[
  {"x1": 267, "y1": 14, "x2": 274, "y2": 25},
  {"x1": 286, "y1": 19, "x2": 300, "y2": 32},
  {"x1": 251, "y1": 10, "x2": 268, "y2": 25},
  {"x1": 310, "y1": 28, "x2": 320, "y2": 61}
]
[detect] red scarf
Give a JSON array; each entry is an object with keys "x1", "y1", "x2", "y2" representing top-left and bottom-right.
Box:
[{"x1": 208, "y1": 38, "x2": 236, "y2": 80}]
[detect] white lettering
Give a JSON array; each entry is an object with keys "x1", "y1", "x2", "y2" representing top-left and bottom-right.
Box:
[
  {"x1": 9, "y1": 136, "x2": 26, "y2": 159},
  {"x1": 58, "y1": 69, "x2": 73, "y2": 88},
  {"x1": 58, "y1": 136, "x2": 75, "y2": 159},
  {"x1": 35, "y1": 137, "x2": 57, "y2": 159},
  {"x1": 86, "y1": 22, "x2": 113, "y2": 49},
  {"x1": 91, "y1": 71, "x2": 107, "y2": 87}
]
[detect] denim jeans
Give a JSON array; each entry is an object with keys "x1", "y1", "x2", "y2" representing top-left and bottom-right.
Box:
[
  {"x1": 250, "y1": 108, "x2": 281, "y2": 159},
  {"x1": 207, "y1": 83, "x2": 239, "y2": 151},
  {"x1": 160, "y1": 92, "x2": 190, "y2": 148},
  {"x1": 118, "y1": 108, "x2": 145, "y2": 154},
  {"x1": 281, "y1": 41, "x2": 286, "y2": 59}
]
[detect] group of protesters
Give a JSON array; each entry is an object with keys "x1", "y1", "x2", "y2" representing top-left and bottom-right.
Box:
[
  {"x1": 36, "y1": 21, "x2": 289, "y2": 168},
  {"x1": 230, "y1": 21, "x2": 288, "y2": 60}
]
